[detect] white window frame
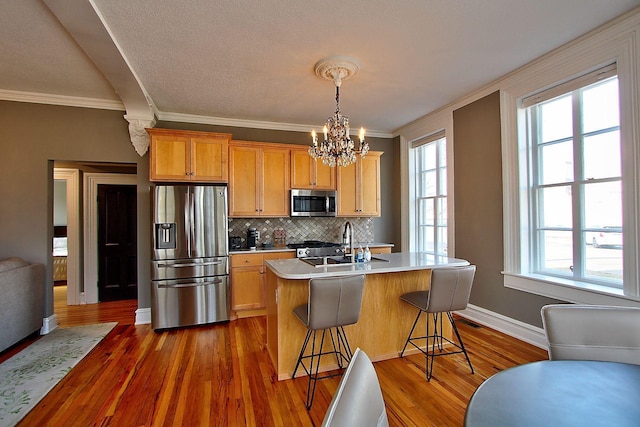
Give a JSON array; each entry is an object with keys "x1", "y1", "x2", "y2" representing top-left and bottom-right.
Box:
[
  {"x1": 525, "y1": 69, "x2": 622, "y2": 288},
  {"x1": 501, "y1": 27, "x2": 640, "y2": 306},
  {"x1": 411, "y1": 133, "x2": 448, "y2": 255}
]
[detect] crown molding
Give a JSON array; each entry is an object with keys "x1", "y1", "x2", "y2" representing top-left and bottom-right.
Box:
[
  {"x1": 157, "y1": 111, "x2": 394, "y2": 139},
  {"x1": 0, "y1": 89, "x2": 125, "y2": 111},
  {"x1": 0, "y1": 89, "x2": 395, "y2": 138}
]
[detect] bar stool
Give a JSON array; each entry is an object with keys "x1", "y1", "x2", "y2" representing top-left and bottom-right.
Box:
[
  {"x1": 400, "y1": 265, "x2": 476, "y2": 381},
  {"x1": 292, "y1": 274, "x2": 366, "y2": 409}
]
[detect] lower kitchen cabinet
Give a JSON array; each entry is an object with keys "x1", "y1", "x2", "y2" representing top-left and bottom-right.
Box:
[
  {"x1": 230, "y1": 251, "x2": 295, "y2": 318},
  {"x1": 370, "y1": 246, "x2": 392, "y2": 254}
]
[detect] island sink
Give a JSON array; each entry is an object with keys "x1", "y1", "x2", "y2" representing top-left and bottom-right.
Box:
[{"x1": 300, "y1": 255, "x2": 389, "y2": 267}]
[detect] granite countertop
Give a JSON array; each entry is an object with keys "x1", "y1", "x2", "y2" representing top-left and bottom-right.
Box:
[
  {"x1": 264, "y1": 252, "x2": 468, "y2": 280},
  {"x1": 229, "y1": 242, "x2": 394, "y2": 255}
]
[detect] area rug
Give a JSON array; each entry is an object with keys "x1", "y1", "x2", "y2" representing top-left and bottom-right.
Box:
[{"x1": 0, "y1": 322, "x2": 116, "y2": 427}]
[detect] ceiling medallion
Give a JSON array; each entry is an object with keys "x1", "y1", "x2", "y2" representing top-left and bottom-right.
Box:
[{"x1": 309, "y1": 56, "x2": 369, "y2": 167}]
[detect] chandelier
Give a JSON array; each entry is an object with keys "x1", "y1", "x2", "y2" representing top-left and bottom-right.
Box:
[{"x1": 309, "y1": 56, "x2": 369, "y2": 167}]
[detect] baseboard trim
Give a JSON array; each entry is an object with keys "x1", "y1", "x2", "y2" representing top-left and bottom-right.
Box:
[
  {"x1": 135, "y1": 308, "x2": 151, "y2": 325},
  {"x1": 132, "y1": 305, "x2": 546, "y2": 349},
  {"x1": 40, "y1": 314, "x2": 58, "y2": 335},
  {"x1": 457, "y1": 304, "x2": 548, "y2": 350}
]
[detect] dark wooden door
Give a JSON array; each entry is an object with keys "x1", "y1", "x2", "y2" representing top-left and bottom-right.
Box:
[{"x1": 98, "y1": 184, "x2": 137, "y2": 301}]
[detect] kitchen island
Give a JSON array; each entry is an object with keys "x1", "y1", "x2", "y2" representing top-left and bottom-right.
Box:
[{"x1": 264, "y1": 253, "x2": 469, "y2": 380}]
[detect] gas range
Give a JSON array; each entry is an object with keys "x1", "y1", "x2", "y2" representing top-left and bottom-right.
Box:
[{"x1": 287, "y1": 240, "x2": 344, "y2": 258}]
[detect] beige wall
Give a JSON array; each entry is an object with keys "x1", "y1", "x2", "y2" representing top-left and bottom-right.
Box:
[
  {"x1": 0, "y1": 100, "x2": 144, "y2": 318},
  {"x1": 453, "y1": 92, "x2": 562, "y2": 327}
]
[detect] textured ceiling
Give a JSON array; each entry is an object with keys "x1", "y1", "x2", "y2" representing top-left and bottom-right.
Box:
[{"x1": 2, "y1": 0, "x2": 640, "y2": 136}]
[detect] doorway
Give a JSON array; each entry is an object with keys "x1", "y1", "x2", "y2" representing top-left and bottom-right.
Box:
[
  {"x1": 51, "y1": 163, "x2": 137, "y2": 308},
  {"x1": 97, "y1": 184, "x2": 138, "y2": 301},
  {"x1": 53, "y1": 168, "x2": 80, "y2": 305},
  {"x1": 84, "y1": 171, "x2": 137, "y2": 304}
]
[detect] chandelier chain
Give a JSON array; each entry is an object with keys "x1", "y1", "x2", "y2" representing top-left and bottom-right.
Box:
[{"x1": 309, "y1": 58, "x2": 369, "y2": 168}]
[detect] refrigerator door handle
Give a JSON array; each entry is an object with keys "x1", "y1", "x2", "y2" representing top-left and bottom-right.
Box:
[
  {"x1": 184, "y1": 191, "x2": 191, "y2": 256},
  {"x1": 156, "y1": 261, "x2": 223, "y2": 268},
  {"x1": 189, "y1": 188, "x2": 196, "y2": 258},
  {"x1": 157, "y1": 278, "x2": 224, "y2": 288}
]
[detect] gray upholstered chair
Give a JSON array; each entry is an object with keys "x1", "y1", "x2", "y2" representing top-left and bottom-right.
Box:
[
  {"x1": 322, "y1": 348, "x2": 389, "y2": 427},
  {"x1": 400, "y1": 265, "x2": 476, "y2": 381},
  {"x1": 292, "y1": 274, "x2": 366, "y2": 409},
  {"x1": 541, "y1": 304, "x2": 640, "y2": 364}
]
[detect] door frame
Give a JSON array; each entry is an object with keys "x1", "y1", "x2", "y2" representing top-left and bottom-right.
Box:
[
  {"x1": 84, "y1": 173, "x2": 137, "y2": 304},
  {"x1": 53, "y1": 168, "x2": 81, "y2": 305}
]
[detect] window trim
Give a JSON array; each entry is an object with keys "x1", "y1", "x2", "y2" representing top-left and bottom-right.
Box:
[
  {"x1": 501, "y1": 28, "x2": 640, "y2": 305},
  {"x1": 408, "y1": 130, "x2": 452, "y2": 255},
  {"x1": 413, "y1": 136, "x2": 447, "y2": 255},
  {"x1": 526, "y1": 74, "x2": 623, "y2": 288}
]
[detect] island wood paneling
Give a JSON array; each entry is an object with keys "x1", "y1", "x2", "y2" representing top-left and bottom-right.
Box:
[{"x1": 267, "y1": 268, "x2": 456, "y2": 380}]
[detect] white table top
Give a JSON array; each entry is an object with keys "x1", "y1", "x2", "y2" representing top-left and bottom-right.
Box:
[{"x1": 264, "y1": 252, "x2": 469, "y2": 280}]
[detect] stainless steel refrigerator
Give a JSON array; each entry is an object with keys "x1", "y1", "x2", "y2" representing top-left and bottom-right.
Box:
[{"x1": 151, "y1": 184, "x2": 229, "y2": 330}]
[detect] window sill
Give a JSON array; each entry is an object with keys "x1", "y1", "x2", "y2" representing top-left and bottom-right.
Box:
[{"x1": 503, "y1": 272, "x2": 640, "y2": 307}]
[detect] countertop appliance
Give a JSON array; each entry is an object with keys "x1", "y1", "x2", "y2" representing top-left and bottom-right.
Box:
[
  {"x1": 151, "y1": 184, "x2": 229, "y2": 330},
  {"x1": 229, "y1": 236, "x2": 242, "y2": 250},
  {"x1": 247, "y1": 227, "x2": 258, "y2": 250},
  {"x1": 290, "y1": 189, "x2": 337, "y2": 217}
]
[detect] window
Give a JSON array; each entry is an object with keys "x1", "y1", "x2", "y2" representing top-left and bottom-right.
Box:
[
  {"x1": 412, "y1": 134, "x2": 447, "y2": 255},
  {"x1": 521, "y1": 65, "x2": 625, "y2": 292}
]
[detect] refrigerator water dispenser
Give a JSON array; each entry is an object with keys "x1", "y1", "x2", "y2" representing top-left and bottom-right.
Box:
[{"x1": 155, "y1": 223, "x2": 176, "y2": 249}]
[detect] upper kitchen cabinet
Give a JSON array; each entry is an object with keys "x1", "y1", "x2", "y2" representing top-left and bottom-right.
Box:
[
  {"x1": 229, "y1": 141, "x2": 290, "y2": 217},
  {"x1": 147, "y1": 128, "x2": 231, "y2": 182},
  {"x1": 337, "y1": 151, "x2": 383, "y2": 217},
  {"x1": 290, "y1": 146, "x2": 336, "y2": 190}
]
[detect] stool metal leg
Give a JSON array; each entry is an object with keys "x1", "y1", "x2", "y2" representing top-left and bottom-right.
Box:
[
  {"x1": 293, "y1": 326, "x2": 356, "y2": 410},
  {"x1": 327, "y1": 327, "x2": 344, "y2": 369},
  {"x1": 426, "y1": 312, "x2": 438, "y2": 381},
  {"x1": 401, "y1": 309, "x2": 473, "y2": 381},
  {"x1": 305, "y1": 329, "x2": 327, "y2": 409},
  {"x1": 335, "y1": 326, "x2": 353, "y2": 367},
  {"x1": 400, "y1": 309, "x2": 423, "y2": 357},
  {"x1": 447, "y1": 312, "x2": 474, "y2": 374},
  {"x1": 292, "y1": 329, "x2": 313, "y2": 379}
]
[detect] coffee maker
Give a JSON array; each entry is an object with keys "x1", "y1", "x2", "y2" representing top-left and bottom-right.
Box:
[{"x1": 247, "y1": 227, "x2": 258, "y2": 250}]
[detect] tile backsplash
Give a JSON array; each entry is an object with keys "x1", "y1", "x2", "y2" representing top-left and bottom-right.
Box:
[{"x1": 228, "y1": 217, "x2": 374, "y2": 247}]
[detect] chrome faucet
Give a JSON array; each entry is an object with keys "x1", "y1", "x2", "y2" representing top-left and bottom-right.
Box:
[{"x1": 342, "y1": 221, "x2": 354, "y2": 259}]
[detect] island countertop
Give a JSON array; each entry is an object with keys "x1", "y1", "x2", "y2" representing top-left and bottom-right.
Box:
[{"x1": 264, "y1": 252, "x2": 469, "y2": 280}]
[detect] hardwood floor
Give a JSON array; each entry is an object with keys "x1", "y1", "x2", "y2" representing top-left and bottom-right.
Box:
[{"x1": 12, "y1": 287, "x2": 547, "y2": 426}]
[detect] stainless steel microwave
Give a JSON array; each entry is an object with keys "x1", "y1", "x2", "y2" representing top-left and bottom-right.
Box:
[{"x1": 290, "y1": 189, "x2": 337, "y2": 217}]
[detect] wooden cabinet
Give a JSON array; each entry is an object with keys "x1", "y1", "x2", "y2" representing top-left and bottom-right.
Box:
[
  {"x1": 230, "y1": 253, "x2": 264, "y2": 313},
  {"x1": 148, "y1": 128, "x2": 231, "y2": 182},
  {"x1": 229, "y1": 141, "x2": 290, "y2": 217},
  {"x1": 370, "y1": 246, "x2": 392, "y2": 254},
  {"x1": 337, "y1": 151, "x2": 383, "y2": 216},
  {"x1": 290, "y1": 147, "x2": 336, "y2": 189},
  {"x1": 230, "y1": 251, "x2": 295, "y2": 318}
]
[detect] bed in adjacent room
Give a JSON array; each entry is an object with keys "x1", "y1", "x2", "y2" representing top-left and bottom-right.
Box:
[{"x1": 53, "y1": 226, "x2": 67, "y2": 283}]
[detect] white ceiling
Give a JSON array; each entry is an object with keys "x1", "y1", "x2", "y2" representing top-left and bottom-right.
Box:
[{"x1": 2, "y1": 0, "x2": 640, "y2": 137}]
